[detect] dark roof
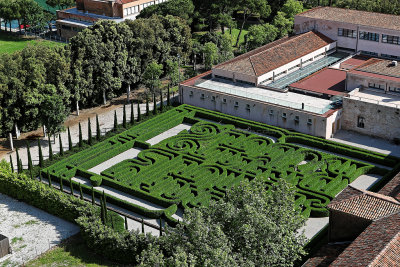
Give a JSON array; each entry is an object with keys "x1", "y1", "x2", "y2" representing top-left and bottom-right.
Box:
[
  {"x1": 302, "y1": 243, "x2": 349, "y2": 267},
  {"x1": 328, "y1": 186, "x2": 400, "y2": 220},
  {"x1": 289, "y1": 68, "x2": 346, "y2": 96},
  {"x1": 214, "y1": 31, "x2": 334, "y2": 77},
  {"x1": 379, "y1": 172, "x2": 400, "y2": 202},
  {"x1": 330, "y1": 212, "x2": 400, "y2": 266},
  {"x1": 354, "y1": 58, "x2": 400, "y2": 78},
  {"x1": 297, "y1": 6, "x2": 400, "y2": 32}
]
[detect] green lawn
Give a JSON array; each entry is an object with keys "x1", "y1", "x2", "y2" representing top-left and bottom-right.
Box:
[
  {"x1": 34, "y1": 0, "x2": 60, "y2": 14},
  {"x1": 0, "y1": 32, "x2": 65, "y2": 55},
  {"x1": 26, "y1": 235, "x2": 121, "y2": 267},
  {"x1": 192, "y1": 27, "x2": 249, "y2": 49}
]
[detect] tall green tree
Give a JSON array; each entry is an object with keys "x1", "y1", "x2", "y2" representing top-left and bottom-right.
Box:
[
  {"x1": 246, "y1": 23, "x2": 278, "y2": 50},
  {"x1": 143, "y1": 61, "x2": 163, "y2": 94},
  {"x1": 203, "y1": 42, "x2": 218, "y2": 70}
]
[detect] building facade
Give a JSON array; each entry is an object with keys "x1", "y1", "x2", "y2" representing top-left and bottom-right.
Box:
[
  {"x1": 57, "y1": 0, "x2": 168, "y2": 39},
  {"x1": 294, "y1": 7, "x2": 400, "y2": 59}
]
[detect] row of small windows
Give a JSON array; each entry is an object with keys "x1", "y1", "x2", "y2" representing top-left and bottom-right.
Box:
[
  {"x1": 194, "y1": 91, "x2": 313, "y2": 124},
  {"x1": 338, "y1": 28, "x2": 400, "y2": 46},
  {"x1": 123, "y1": 0, "x2": 167, "y2": 17},
  {"x1": 368, "y1": 83, "x2": 400, "y2": 93},
  {"x1": 61, "y1": 25, "x2": 82, "y2": 32}
]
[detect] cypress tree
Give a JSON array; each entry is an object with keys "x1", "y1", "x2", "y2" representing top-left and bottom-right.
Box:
[
  {"x1": 160, "y1": 89, "x2": 164, "y2": 111},
  {"x1": 79, "y1": 183, "x2": 83, "y2": 200},
  {"x1": 102, "y1": 191, "x2": 108, "y2": 218},
  {"x1": 111, "y1": 215, "x2": 114, "y2": 229},
  {"x1": 91, "y1": 187, "x2": 95, "y2": 205},
  {"x1": 39, "y1": 169, "x2": 42, "y2": 182},
  {"x1": 88, "y1": 118, "x2": 92, "y2": 145},
  {"x1": 96, "y1": 115, "x2": 101, "y2": 140},
  {"x1": 48, "y1": 135, "x2": 53, "y2": 161},
  {"x1": 68, "y1": 127, "x2": 72, "y2": 150},
  {"x1": 153, "y1": 94, "x2": 157, "y2": 115},
  {"x1": 125, "y1": 216, "x2": 128, "y2": 230},
  {"x1": 38, "y1": 139, "x2": 43, "y2": 167},
  {"x1": 137, "y1": 102, "x2": 141, "y2": 122},
  {"x1": 167, "y1": 84, "x2": 171, "y2": 106},
  {"x1": 123, "y1": 104, "x2": 127, "y2": 128},
  {"x1": 78, "y1": 122, "x2": 83, "y2": 147},
  {"x1": 30, "y1": 167, "x2": 33, "y2": 179},
  {"x1": 159, "y1": 218, "x2": 163, "y2": 236},
  {"x1": 113, "y1": 110, "x2": 118, "y2": 131},
  {"x1": 141, "y1": 218, "x2": 145, "y2": 234},
  {"x1": 70, "y1": 178, "x2": 74, "y2": 195},
  {"x1": 130, "y1": 103, "x2": 134, "y2": 125},
  {"x1": 26, "y1": 141, "x2": 33, "y2": 171},
  {"x1": 18, "y1": 159, "x2": 23, "y2": 173},
  {"x1": 146, "y1": 97, "x2": 149, "y2": 116},
  {"x1": 100, "y1": 198, "x2": 106, "y2": 225},
  {"x1": 60, "y1": 177, "x2": 64, "y2": 192},
  {"x1": 9, "y1": 155, "x2": 14, "y2": 172},
  {"x1": 59, "y1": 134, "x2": 64, "y2": 156},
  {"x1": 48, "y1": 170, "x2": 52, "y2": 187},
  {"x1": 16, "y1": 148, "x2": 21, "y2": 173}
]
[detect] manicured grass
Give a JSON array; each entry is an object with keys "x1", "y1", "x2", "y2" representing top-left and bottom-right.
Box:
[
  {"x1": 229, "y1": 28, "x2": 249, "y2": 47},
  {"x1": 0, "y1": 32, "x2": 65, "y2": 55},
  {"x1": 26, "y1": 234, "x2": 121, "y2": 267}
]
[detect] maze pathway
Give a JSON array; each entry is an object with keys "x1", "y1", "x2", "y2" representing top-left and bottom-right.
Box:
[{"x1": 88, "y1": 148, "x2": 143, "y2": 174}]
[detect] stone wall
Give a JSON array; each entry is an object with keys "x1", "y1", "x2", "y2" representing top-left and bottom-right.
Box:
[{"x1": 342, "y1": 96, "x2": 400, "y2": 141}]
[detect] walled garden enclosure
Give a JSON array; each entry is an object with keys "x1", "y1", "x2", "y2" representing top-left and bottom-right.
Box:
[{"x1": 43, "y1": 105, "x2": 400, "y2": 225}]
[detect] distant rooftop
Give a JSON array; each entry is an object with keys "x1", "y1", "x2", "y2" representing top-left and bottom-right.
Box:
[
  {"x1": 289, "y1": 68, "x2": 346, "y2": 96},
  {"x1": 214, "y1": 31, "x2": 334, "y2": 78},
  {"x1": 298, "y1": 6, "x2": 400, "y2": 32}
]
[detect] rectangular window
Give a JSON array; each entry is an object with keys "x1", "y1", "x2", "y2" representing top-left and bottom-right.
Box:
[
  {"x1": 211, "y1": 96, "x2": 216, "y2": 102},
  {"x1": 222, "y1": 98, "x2": 227, "y2": 104},
  {"x1": 200, "y1": 93, "x2": 205, "y2": 99},
  {"x1": 246, "y1": 104, "x2": 251, "y2": 110},
  {"x1": 307, "y1": 118, "x2": 312, "y2": 125},
  {"x1": 381, "y1": 54, "x2": 400, "y2": 60},
  {"x1": 338, "y1": 28, "x2": 356, "y2": 38},
  {"x1": 359, "y1": 31, "x2": 379, "y2": 42},
  {"x1": 294, "y1": 116, "x2": 299, "y2": 123},
  {"x1": 388, "y1": 86, "x2": 400, "y2": 93},
  {"x1": 189, "y1": 90, "x2": 193, "y2": 97},
  {"x1": 360, "y1": 50, "x2": 378, "y2": 56},
  {"x1": 269, "y1": 110, "x2": 274, "y2": 115},
  {"x1": 382, "y1": 34, "x2": 400, "y2": 45},
  {"x1": 282, "y1": 112, "x2": 287, "y2": 119},
  {"x1": 234, "y1": 101, "x2": 239, "y2": 107},
  {"x1": 368, "y1": 83, "x2": 384, "y2": 90}
]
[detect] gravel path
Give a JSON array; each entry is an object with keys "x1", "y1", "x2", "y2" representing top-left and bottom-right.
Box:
[
  {"x1": 0, "y1": 193, "x2": 79, "y2": 266},
  {"x1": 88, "y1": 148, "x2": 143, "y2": 174},
  {"x1": 146, "y1": 123, "x2": 192, "y2": 146}
]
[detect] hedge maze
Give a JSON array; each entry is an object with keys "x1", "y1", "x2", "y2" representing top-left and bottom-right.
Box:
[{"x1": 43, "y1": 105, "x2": 400, "y2": 223}]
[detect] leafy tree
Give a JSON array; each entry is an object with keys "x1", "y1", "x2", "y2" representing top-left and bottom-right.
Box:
[
  {"x1": 247, "y1": 23, "x2": 278, "y2": 50},
  {"x1": 165, "y1": 60, "x2": 179, "y2": 87},
  {"x1": 143, "y1": 61, "x2": 163, "y2": 94},
  {"x1": 281, "y1": 0, "x2": 304, "y2": 19},
  {"x1": 138, "y1": 0, "x2": 195, "y2": 25},
  {"x1": 203, "y1": 42, "x2": 218, "y2": 70},
  {"x1": 233, "y1": 0, "x2": 272, "y2": 47},
  {"x1": 273, "y1": 11, "x2": 294, "y2": 38}
]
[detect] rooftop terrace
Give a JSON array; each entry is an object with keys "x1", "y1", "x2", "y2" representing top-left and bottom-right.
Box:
[
  {"x1": 195, "y1": 77, "x2": 333, "y2": 114},
  {"x1": 349, "y1": 88, "x2": 400, "y2": 108}
]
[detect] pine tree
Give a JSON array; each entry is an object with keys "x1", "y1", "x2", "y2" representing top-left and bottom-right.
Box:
[
  {"x1": 160, "y1": 89, "x2": 164, "y2": 111},
  {"x1": 96, "y1": 115, "x2": 101, "y2": 140},
  {"x1": 78, "y1": 122, "x2": 83, "y2": 147},
  {"x1": 130, "y1": 103, "x2": 134, "y2": 125},
  {"x1": 167, "y1": 84, "x2": 171, "y2": 106},
  {"x1": 146, "y1": 97, "x2": 150, "y2": 116},
  {"x1": 48, "y1": 135, "x2": 53, "y2": 161},
  {"x1": 48, "y1": 170, "x2": 52, "y2": 187},
  {"x1": 70, "y1": 178, "x2": 74, "y2": 195},
  {"x1": 125, "y1": 216, "x2": 128, "y2": 230},
  {"x1": 91, "y1": 187, "x2": 95, "y2": 205},
  {"x1": 137, "y1": 102, "x2": 141, "y2": 122},
  {"x1": 79, "y1": 183, "x2": 83, "y2": 200},
  {"x1": 9, "y1": 155, "x2": 14, "y2": 172},
  {"x1": 59, "y1": 134, "x2": 64, "y2": 156},
  {"x1": 16, "y1": 148, "x2": 21, "y2": 173},
  {"x1": 60, "y1": 177, "x2": 64, "y2": 192},
  {"x1": 38, "y1": 139, "x2": 43, "y2": 167},
  {"x1": 68, "y1": 127, "x2": 72, "y2": 150},
  {"x1": 114, "y1": 110, "x2": 118, "y2": 131},
  {"x1": 141, "y1": 218, "x2": 145, "y2": 233},
  {"x1": 123, "y1": 105, "x2": 127, "y2": 128},
  {"x1": 88, "y1": 118, "x2": 92, "y2": 145},
  {"x1": 153, "y1": 94, "x2": 157, "y2": 115},
  {"x1": 26, "y1": 141, "x2": 33, "y2": 171}
]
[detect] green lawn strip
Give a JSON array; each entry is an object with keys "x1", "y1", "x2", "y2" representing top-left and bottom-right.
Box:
[
  {"x1": 40, "y1": 104, "x2": 400, "y2": 221},
  {"x1": 0, "y1": 32, "x2": 65, "y2": 55},
  {"x1": 26, "y1": 234, "x2": 121, "y2": 267}
]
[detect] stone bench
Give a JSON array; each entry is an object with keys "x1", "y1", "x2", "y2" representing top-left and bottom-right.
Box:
[{"x1": 0, "y1": 234, "x2": 10, "y2": 258}]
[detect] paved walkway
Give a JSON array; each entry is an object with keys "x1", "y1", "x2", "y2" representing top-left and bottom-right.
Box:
[
  {"x1": 88, "y1": 148, "x2": 142, "y2": 174},
  {"x1": 330, "y1": 130, "x2": 400, "y2": 158}
]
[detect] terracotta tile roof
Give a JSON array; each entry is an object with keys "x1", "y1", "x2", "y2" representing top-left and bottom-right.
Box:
[
  {"x1": 379, "y1": 172, "x2": 400, "y2": 201},
  {"x1": 302, "y1": 243, "x2": 349, "y2": 267},
  {"x1": 214, "y1": 31, "x2": 334, "y2": 77},
  {"x1": 352, "y1": 58, "x2": 400, "y2": 78},
  {"x1": 330, "y1": 212, "x2": 400, "y2": 266},
  {"x1": 328, "y1": 186, "x2": 400, "y2": 220},
  {"x1": 297, "y1": 6, "x2": 400, "y2": 32}
]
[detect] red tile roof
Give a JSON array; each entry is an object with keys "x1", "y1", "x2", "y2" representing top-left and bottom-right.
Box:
[
  {"x1": 330, "y1": 212, "x2": 400, "y2": 266},
  {"x1": 297, "y1": 6, "x2": 400, "y2": 32},
  {"x1": 328, "y1": 186, "x2": 400, "y2": 220},
  {"x1": 348, "y1": 58, "x2": 400, "y2": 83},
  {"x1": 289, "y1": 68, "x2": 346, "y2": 96},
  {"x1": 340, "y1": 55, "x2": 370, "y2": 69},
  {"x1": 214, "y1": 31, "x2": 334, "y2": 77},
  {"x1": 302, "y1": 243, "x2": 349, "y2": 267},
  {"x1": 379, "y1": 172, "x2": 400, "y2": 202}
]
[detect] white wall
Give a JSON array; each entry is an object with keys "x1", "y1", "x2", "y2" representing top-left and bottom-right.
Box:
[{"x1": 180, "y1": 85, "x2": 341, "y2": 139}]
